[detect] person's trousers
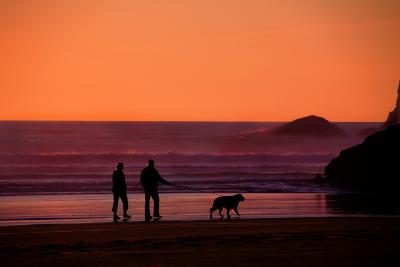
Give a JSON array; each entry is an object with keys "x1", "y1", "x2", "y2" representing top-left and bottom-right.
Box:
[
  {"x1": 112, "y1": 191, "x2": 128, "y2": 212},
  {"x1": 145, "y1": 189, "x2": 160, "y2": 218}
]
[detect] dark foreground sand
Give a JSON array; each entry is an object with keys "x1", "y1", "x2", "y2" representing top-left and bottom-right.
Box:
[{"x1": 1, "y1": 217, "x2": 400, "y2": 266}]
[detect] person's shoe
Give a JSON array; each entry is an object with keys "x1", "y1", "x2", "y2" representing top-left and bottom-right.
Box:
[
  {"x1": 114, "y1": 214, "x2": 120, "y2": 220},
  {"x1": 123, "y1": 214, "x2": 131, "y2": 219},
  {"x1": 145, "y1": 215, "x2": 152, "y2": 222}
]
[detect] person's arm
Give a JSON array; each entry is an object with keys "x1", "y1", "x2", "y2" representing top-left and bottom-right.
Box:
[
  {"x1": 112, "y1": 172, "x2": 116, "y2": 192},
  {"x1": 139, "y1": 170, "x2": 144, "y2": 185},
  {"x1": 140, "y1": 169, "x2": 149, "y2": 189},
  {"x1": 122, "y1": 173, "x2": 127, "y2": 191},
  {"x1": 156, "y1": 170, "x2": 172, "y2": 185}
]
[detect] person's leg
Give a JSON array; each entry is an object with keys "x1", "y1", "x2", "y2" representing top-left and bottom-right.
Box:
[
  {"x1": 112, "y1": 193, "x2": 120, "y2": 219},
  {"x1": 152, "y1": 189, "x2": 160, "y2": 217},
  {"x1": 121, "y1": 192, "x2": 130, "y2": 218},
  {"x1": 144, "y1": 190, "x2": 151, "y2": 220}
]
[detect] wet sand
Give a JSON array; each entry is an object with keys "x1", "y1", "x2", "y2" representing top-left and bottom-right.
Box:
[
  {"x1": 1, "y1": 217, "x2": 400, "y2": 266},
  {"x1": 0, "y1": 193, "x2": 348, "y2": 226}
]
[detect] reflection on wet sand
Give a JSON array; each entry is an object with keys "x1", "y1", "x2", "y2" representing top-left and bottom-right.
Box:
[{"x1": 326, "y1": 193, "x2": 400, "y2": 215}]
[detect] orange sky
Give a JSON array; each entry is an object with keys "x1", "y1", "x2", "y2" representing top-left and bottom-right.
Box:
[{"x1": 0, "y1": 0, "x2": 399, "y2": 122}]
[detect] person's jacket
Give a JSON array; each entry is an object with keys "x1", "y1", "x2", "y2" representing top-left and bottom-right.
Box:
[
  {"x1": 140, "y1": 166, "x2": 171, "y2": 190},
  {"x1": 112, "y1": 170, "x2": 127, "y2": 193}
]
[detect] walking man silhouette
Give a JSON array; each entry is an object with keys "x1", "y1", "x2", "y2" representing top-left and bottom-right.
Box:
[
  {"x1": 140, "y1": 159, "x2": 172, "y2": 221},
  {"x1": 112, "y1": 162, "x2": 131, "y2": 221}
]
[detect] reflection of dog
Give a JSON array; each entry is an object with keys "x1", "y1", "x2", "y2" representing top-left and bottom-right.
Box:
[{"x1": 209, "y1": 194, "x2": 245, "y2": 219}]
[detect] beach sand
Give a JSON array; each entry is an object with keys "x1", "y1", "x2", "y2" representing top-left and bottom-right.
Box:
[{"x1": 1, "y1": 217, "x2": 400, "y2": 266}]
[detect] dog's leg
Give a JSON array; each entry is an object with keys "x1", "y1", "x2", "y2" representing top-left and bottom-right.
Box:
[
  {"x1": 218, "y1": 208, "x2": 224, "y2": 218},
  {"x1": 227, "y1": 209, "x2": 231, "y2": 219},
  {"x1": 210, "y1": 206, "x2": 217, "y2": 219},
  {"x1": 234, "y1": 208, "x2": 240, "y2": 217}
]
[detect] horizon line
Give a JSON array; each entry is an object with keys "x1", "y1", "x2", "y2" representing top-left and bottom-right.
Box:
[{"x1": 0, "y1": 119, "x2": 382, "y2": 123}]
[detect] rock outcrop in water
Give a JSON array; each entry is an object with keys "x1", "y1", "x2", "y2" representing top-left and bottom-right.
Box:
[
  {"x1": 324, "y1": 124, "x2": 400, "y2": 196},
  {"x1": 270, "y1": 115, "x2": 346, "y2": 138}
]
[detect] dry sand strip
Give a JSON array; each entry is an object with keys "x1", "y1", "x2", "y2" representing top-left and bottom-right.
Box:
[{"x1": 1, "y1": 217, "x2": 400, "y2": 266}]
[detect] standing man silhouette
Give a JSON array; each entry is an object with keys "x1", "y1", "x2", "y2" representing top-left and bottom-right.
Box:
[
  {"x1": 140, "y1": 159, "x2": 172, "y2": 221},
  {"x1": 112, "y1": 163, "x2": 131, "y2": 221}
]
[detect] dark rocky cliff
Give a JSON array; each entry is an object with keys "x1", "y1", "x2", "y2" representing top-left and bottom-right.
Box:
[
  {"x1": 382, "y1": 81, "x2": 400, "y2": 128},
  {"x1": 324, "y1": 124, "x2": 400, "y2": 196}
]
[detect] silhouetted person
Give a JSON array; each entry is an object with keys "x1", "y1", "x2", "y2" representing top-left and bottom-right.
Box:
[
  {"x1": 140, "y1": 159, "x2": 172, "y2": 221},
  {"x1": 112, "y1": 163, "x2": 131, "y2": 221}
]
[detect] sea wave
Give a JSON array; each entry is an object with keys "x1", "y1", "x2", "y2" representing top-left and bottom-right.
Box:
[
  {"x1": 0, "y1": 152, "x2": 333, "y2": 195},
  {"x1": 0, "y1": 152, "x2": 335, "y2": 165}
]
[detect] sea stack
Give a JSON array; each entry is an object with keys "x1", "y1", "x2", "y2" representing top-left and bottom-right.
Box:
[{"x1": 270, "y1": 115, "x2": 346, "y2": 138}]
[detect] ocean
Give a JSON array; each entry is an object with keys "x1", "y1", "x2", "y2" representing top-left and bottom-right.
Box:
[{"x1": 0, "y1": 121, "x2": 382, "y2": 224}]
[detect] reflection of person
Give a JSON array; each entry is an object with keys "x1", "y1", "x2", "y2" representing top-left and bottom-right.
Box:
[
  {"x1": 112, "y1": 163, "x2": 131, "y2": 221},
  {"x1": 140, "y1": 159, "x2": 172, "y2": 221}
]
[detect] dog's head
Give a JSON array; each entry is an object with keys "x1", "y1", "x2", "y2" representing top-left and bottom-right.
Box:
[{"x1": 233, "y1": 194, "x2": 245, "y2": 202}]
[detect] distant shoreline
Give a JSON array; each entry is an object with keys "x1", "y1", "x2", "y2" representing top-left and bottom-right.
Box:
[{"x1": 0, "y1": 120, "x2": 382, "y2": 123}]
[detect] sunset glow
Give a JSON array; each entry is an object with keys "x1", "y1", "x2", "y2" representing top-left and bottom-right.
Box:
[{"x1": 0, "y1": 0, "x2": 399, "y2": 121}]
